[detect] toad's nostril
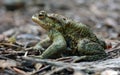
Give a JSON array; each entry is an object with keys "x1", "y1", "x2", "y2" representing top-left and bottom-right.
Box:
[{"x1": 63, "y1": 18, "x2": 66, "y2": 20}]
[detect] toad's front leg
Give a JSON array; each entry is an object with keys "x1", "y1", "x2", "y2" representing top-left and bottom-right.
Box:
[
  {"x1": 33, "y1": 37, "x2": 52, "y2": 51},
  {"x1": 35, "y1": 32, "x2": 67, "y2": 59}
]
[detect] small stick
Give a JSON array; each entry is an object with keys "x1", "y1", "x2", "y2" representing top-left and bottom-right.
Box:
[
  {"x1": 44, "y1": 66, "x2": 70, "y2": 75},
  {"x1": 13, "y1": 67, "x2": 28, "y2": 75},
  {"x1": 31, "y1": 65, "x2": 51, "y2": 75}
]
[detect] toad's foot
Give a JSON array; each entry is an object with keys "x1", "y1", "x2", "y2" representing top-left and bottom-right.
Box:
[
  {"x1": 72, "y1": 55, "x2": 107, "y2": 62},
  {"x1": 77, "y1": 38, "x2": 107, "y2": 61},
  {"x1": 33, "y1": 44, "x2": 45, "y2": 52},
  {"x1": 31, "y1": 55, "x2": 43, "y2": 59}
]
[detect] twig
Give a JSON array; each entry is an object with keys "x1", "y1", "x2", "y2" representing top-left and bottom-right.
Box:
[
  {"x1": 22, "y1": 56, "x2": 120, "y2": 71},
  {"x1": 13, "y1": 67, "x2": 29, "y2": 75},
  {"x1": 22, "y1": 56, "x2": 69, "y2": 67},
  {"x1": 31, "y1": 65, "x2": 51, "y2": 75},
  {"x1": 105, "y1": 47, "x2": 120, "y2": 59},
  {"x1": 44, "y1": 66, "x2": 70, "y2": 75},
  {"x1": 0, "y1": 43, "x2": 21, "y2": 48}
]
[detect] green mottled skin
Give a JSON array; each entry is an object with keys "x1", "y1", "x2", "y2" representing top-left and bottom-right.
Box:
[{"x1": 32, "y1": 11, "x2": 107, "y2": 61}]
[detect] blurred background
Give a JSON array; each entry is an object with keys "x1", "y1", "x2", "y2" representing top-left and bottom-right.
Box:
[{"x1": 0, "y1": 0, "x2": 120, "y2": 41}]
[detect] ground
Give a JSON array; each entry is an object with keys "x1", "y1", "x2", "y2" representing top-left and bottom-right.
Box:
[{"x1": 0, "y1": 0, "x2": 120, "y2": 75}]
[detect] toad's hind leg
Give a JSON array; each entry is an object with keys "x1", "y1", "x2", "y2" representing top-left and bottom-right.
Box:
[{"x1": 77, "y1": 38, "x2": 107, "y2": 61}]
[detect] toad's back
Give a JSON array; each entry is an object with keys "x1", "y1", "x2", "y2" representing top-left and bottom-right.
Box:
[{"x1": 61, "y1": 21, "x2": 99, "y2": 49}]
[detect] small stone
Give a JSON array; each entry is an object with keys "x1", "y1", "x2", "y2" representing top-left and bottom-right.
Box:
[
  {"x1": 3, "y1": 0, "x2": 25, "y2": 11},
  {"x1": 101, "y1": 69, "x2": 119, "y2": 75}
]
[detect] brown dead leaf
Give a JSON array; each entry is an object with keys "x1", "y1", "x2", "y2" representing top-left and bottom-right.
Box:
[
  {"x1": 105, "y1": 39, "x2": 112, "y2": 50},
  {"x1": 34, "y1": 63, "x2": 43, "y2": 70},
  {"x1": 0, "y1": 34, "x2": 6, "y2": 41},
  {"x1": 0, "y1": 59, "x2": 17, "y2": 69},
  {"x1": 101, "y1": 69, "x2": 119, "y2": 75},
  {"x1": 104, "y1": 18, "x2": 117, "y2": 28},
  {"x1": 105, "y1": 39, "x2": 120, "y2": 49},
  {"x1": 13, "y1": 67, "x2": 29, "y2": 75}
]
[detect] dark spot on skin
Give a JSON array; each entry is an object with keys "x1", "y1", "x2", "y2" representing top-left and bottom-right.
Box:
[
  {"x1": 63, "y1": 18, "x2": 66, "y2": 20},
  {"x1": 49, "y1": 17, "x2": 56, "y2": 21}
]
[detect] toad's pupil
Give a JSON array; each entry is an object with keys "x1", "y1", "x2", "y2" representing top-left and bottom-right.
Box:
[
  {"x1": 39, "y1": 14, "x2": 44, "y2": 19},
  {"x1": 39, "y1": 14, "x2": 43, "y2": 16}
]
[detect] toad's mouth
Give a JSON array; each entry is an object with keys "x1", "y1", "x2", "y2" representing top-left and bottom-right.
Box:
[
  {"x1": 32, "y1": 14, "x2": 44, "y2": 25},
  {"x1": 32, "y1": 15, "x2": 39, "y2": 23},
  {"x1": 32, "y1": 14, "x2": 49, "y2": 30}
]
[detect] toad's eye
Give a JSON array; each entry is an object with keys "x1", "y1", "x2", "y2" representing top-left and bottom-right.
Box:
[{"x1": 38, "y1": 14, "x2": 44, "y2": 19}]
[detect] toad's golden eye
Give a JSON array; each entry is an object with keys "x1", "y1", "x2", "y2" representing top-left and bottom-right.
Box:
[{"x1": 38, "y1": 14, "x2": 44, "y2": 19}]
